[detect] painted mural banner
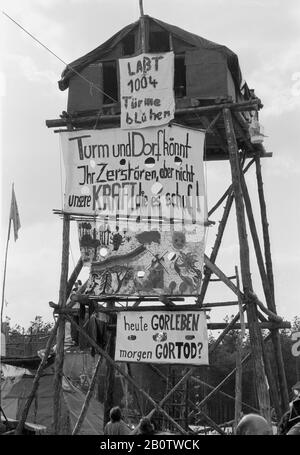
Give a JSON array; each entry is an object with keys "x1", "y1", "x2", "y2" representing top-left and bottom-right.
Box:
[
  {"x1": 119, "y1": 52, "x2": 175, "y2": 129},
  {"x1": 60, "y1": 124, "x2": 206, "y2": 297},
  {"x1": 114, "y1": 310, "x2": 209, "y2": 365},
  {"x1": 81, "y1": 226, "x2": 205, "y2": 296}
]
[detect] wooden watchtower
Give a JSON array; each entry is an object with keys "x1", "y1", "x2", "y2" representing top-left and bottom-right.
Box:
[{"x1": 16, "y1": 10, "x2": 290, "y2": 435}]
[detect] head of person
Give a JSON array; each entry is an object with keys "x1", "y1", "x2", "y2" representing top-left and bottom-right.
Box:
[
  {"x1": 110, "y1": 406, "x2": 122, "y2": 423},
  {"x1": 236, "y1": 413, "x2": 272, "y2": 435},
  {"x1": 286, "y1": 421, "x2": 300, "y2": 435},
  {"x1": 139, "y1": 417, "x2": 155, "y2": 435}
]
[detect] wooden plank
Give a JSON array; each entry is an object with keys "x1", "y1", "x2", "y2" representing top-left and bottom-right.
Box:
[
  {"x1": 255, "y1": 155, "x2": 289, "y2": 413},
  {"x1": 53, "y1": 214, "x2": 70, "y2": 434},
  {"x1": 240, "y1": 168, "x2": 275, "y2": 313},
  {"x1": 190, "y1": 377, "x2": 258, "y2": 413},
  {"x1": 15, "y1": 254, "x2": 82, "y2": 435},
  {"x1": 139, "y1": 307, "x2": 247, "y2": 432},
  {"x1": 195, "y1": 333, "x2": 273, "y2": 415},
  {"x1": 72, "y1": 335, "x2": 110, "y2": 435},
  {"x1": 223, "y1": 107, "x2": 271, "y2": 423},
  {"x1": 66, "y1": 258, "x2": 83, "y2": 297},
  {"x1": 103, "y1": 301, "x2": 116, "y2": 428},
  {"x1": 206, "y1": 322, "x2": 292, "y2": 330},
  {"x1": 201, "y1": 301, "x2": 238, "y2": 308},
  {"x1": 66, "y1": 314, "x2": 188, "y2": 434},
  {"x1": 208, "y1": 158, "x2": 254, "y2": 217},
  {"x1": 197, "y1": 193, "x2": 234, "y2": 305},
  {"x1": 197, "y1": 410, "x2": 227, "y2": 435},
  {"x1": 127, "y1": 363, "x2": 144, "y2": 416},
  {"x1": 204, "y1": 256, "x2": 239, "y2": 295},
  {"x1": 139, "y1": 2, "x2": 146, "y2": 53},
  {"x1": 64, "y1": 303, "x2": 206, "y2": 312},
  {"x1": 234, "y1": 267, "x2": 243, "y2": 433},
  {"x1": 45, "y1": 100, "x2": 260, "y2": 129}
]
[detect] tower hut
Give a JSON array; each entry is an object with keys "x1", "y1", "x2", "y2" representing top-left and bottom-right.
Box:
[{"x1": 39, "y1": 13, "x2": 289, "y2": 435}]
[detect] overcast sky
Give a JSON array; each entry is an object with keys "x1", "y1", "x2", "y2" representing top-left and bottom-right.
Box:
[{"x1": 1, "y1": 0, "x2": 299, "y2": 329}]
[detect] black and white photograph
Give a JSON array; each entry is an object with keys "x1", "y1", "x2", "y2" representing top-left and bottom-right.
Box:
[{"x1": 1, "y1": 0, "x2": 299, "y2": 446}]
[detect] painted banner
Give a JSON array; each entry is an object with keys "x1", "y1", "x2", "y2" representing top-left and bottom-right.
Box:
[
  {"x1": 60, "y1": 124, "x2": 207, "y2": 297},
  {"x1": 119, "y1": 52, "x2": 175, "y2": 129},
  {"x1": 114, "y1": 310, "x2": 209, "y2": 365},
  {"x1": 60, "y1": 124, "x2": 205, "y2": 220}
]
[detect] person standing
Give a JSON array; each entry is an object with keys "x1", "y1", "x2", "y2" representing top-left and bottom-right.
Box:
[{"x1": 104, "y1": 406, "x2": 131, "y2": 435}]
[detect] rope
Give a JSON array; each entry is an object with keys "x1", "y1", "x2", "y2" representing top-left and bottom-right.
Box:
[{"x1": 2, "y1": 11, "x2": 118, "y2": 103}]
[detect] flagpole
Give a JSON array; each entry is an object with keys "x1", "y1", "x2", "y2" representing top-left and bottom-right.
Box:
[{"x1": 1, "y1": 211, "x2": 12, "y2": 330}]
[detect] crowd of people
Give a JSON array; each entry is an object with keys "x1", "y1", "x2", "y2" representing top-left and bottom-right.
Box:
[{"x1": 104, "y1": 394, "x2": 300, "y2": 436}]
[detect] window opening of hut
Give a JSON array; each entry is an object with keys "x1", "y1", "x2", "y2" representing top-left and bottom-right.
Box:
[
  {"x1": 123, "y1": 32, "x2": 135, "y2": 56},
  {"x1": 174, "y1": 55, "x2": 186, "y2": 98},
  {"x1": 102, "y1": 61, "x2": 118, "y2": 104},
  {"x1": 149, "y1": 31, "x2": 170, "y2": 52}
]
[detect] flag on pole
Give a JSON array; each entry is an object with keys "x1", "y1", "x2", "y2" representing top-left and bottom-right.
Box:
[{"x1": 10, "y1": 185, "x2": 21, "y2": 241}]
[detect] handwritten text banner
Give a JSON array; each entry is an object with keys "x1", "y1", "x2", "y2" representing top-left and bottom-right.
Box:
[
  {"x1": 119, "y1": 52, "x2": 175, "y2": 129},
  {"x1": 60, "y1": 124, "x2": 206, "y2": 223},
  {"x1": 115, "y1": 310, "x2": 209, "y2": 365}
]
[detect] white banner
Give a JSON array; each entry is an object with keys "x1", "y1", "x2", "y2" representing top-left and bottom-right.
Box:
[
  {"x1": 119, "y1": 52, "x2": 175, "y2": 129},
  {"x1": 61, "y1": 125, "x2": 207, "y2": 297},
  {"x1": 60, "y1": 124, "x2": 206, "y2": 221},
  {"x1": 115, "y1": 310, "x2": 208, "y2": 365}
]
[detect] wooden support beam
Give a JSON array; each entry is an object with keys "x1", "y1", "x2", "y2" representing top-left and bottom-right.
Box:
[
  {"x1": 15, "y1": 321, "x2": 59, "y2": 434},
  {"x1": 223, "y1": 107, "x2": 271, "y2": 422},
  {"x1": 197, "y1": 192, "x2": 234, "y2": 305},
  {"x1": 139, "y1": 1, "x2": 146, "y2": 53},
  {"x1": 190, "y1": 377, "x2": 259, "y2": 413},
  {"x1": 255, "y1": 156, "x2": 275, "y2": 301},
  {"x1": 234, "y1": 266, "x2": 243, "y2": 433},
  {"x1": 137, "y1": 307, "x2": 247, "y2": 432},
  {"x1": 202, "y1": 301, "x2": 238, "y2": 308},
  {"x1": 53, "y1": 214, "x2": 70, "y2": 434},
  {"x1": 197, "y1": 410, "x2": 227, "y2": 435},
  {"x1": 232, "y1": 111, "x2": 256, "y2": 154},
  {"x1": 261, "y1": 335, "x2": 282, "y2": 422},
  {"x1": 234, "y1": 337, "x2": 242, "y2": 433},
  {"x1": 45, "y1": 100, "x2": 260, "y2": 129},
  {"x1": 206, "y1": 322, "x2": 291, "y2": 330},
  {"x1": 255, "y1": 155, "x2": 289, "y2": 413},
  {"x1": 240, "y1": 168, "x2": 275, "y2": 312},
  {"x1": 209, "y1": 275, "x2": 236, "y2": 281},
  {"x1": 66, "y1": 258, "x2": 83, "y2": 297},
  {"x1": 72, "y1": 335, "x2": 110, "y2": 435},
  {"x1": 66, "y1": 302, "x2": 204, "y2": 313},
  {"x1": 65, "y1": 314, "x2": 188, "y2": 434},
  {"x1": 127, "y1": 363, "x2": 144, "y2": 416},
  {"x1": 195, "y1": 333, "x2": 273, "y2": 416},
  {"x1": 70, "y1": 294, "x2": 185, "y2": 304},
  {"x1": 204, "y1": 256, "x2": 239, "y2": 296},
  {"x1": 208, "y1": 158, "x2": 254, "y2": 217},
  {"x1": 199, "y1": 115, "x2": 227, "y2": 153},
  {"x1": 103, "y1": 301, "x2": 116, "y2": 428},
  {"x1": 58, "y1": 301, "x2": 239, "y2": 312},
  {"x1": 250, "y1": 292, "x2": 283, "y2": 323},
  {"x1": 14, "y1": 261, "x2": 85, "y2": 435}
]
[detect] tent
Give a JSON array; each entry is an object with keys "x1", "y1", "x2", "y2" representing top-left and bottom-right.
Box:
[{"x1": 1, "y1": 361, "x2": 104, "y2": 434}]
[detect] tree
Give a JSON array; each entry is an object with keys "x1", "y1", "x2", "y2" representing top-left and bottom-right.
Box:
[{"x1": 28, "y1": 315, "x2": 54, "y2": 335}]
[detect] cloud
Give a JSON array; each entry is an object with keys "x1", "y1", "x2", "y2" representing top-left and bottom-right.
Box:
[
  {"x1": 7, "y1": 54, "x2": 58, "y2": 85},
  {"x1": 266, "y1": 155, "x2": 300, "y2": 177}
]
